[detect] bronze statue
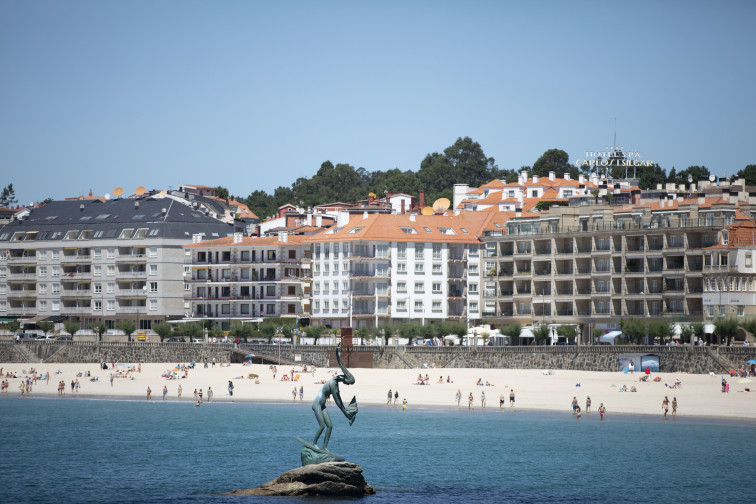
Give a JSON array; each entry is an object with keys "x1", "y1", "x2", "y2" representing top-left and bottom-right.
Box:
[{"x1": 297, "y1": 347, "x2": 358, "y2": 465}]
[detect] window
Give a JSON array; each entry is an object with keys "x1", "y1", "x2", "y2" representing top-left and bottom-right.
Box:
[
  {"x1": 38, "y1": 250, "x2": 47, "y2": 260},
  {"x1": 397, "y1": 281, "x2": 407, "y2": 293},
  {"x1": 52, "y1": 250, "x2": 59, "y2": 259},
  {"x1": 266, "y1": 285, "x2": 275, "y2": 296},
  {"x1": 94, "y1": 283, "x2": 102, "y2": 293},
  {"x1": 267, "y1": 304, "x2": 275, "y2": 314},
  {"x1": 149, "y1": 247, "x2": 157, "y2": 258},
  {"x1": 93, "y1": 249, "x2": 102, "y2": 259},
  {"x1": 708, "y1": 305, "x2": 714, "y2": 317},
  {"x1": 107, "y1": 248, "x2": 115, "y2": 258},
  {"x1": 414, "y1": 243, "x2": 424, "y2": 258},
  {"x1": 314, "y1": 264, "x2": 320, "y2": 274},
  {"x1": 94, "y1": 265, "x2": 101, "y2": 276},
  {"x1": 397, "y1": 300, "x2": 406, "y2": 311},
  {"x1": 432, "y1": 263, "x2": 442, "y2": 274},
  {"x1": 147, "y1": 299, "x2": 157, "y2": 311},
  {"x1": 52, "y1": 266, "x2": 60, "y2": 277},
  {"x1": 52, "y1": 283, "x2": 60, "y2": 294},
  {"x1": 415, "y1": 263, "x2": 424, "y2": 274},
  {"x1": 722, "y1": 231, "x2": 729, "y2": 245},
  {"x1": 414, "y1": 282, "x2": 424, "y2": 293},
  {"x1": 342, "y1": 299, "x2": 349, "y2": 310},
  {"x1": 432, "y1": 282, "x2": 442, "y2": 293},
  {"x1": 38, "y1": 300, "x2": 47, "y2": 311},
  {"x1": 747, "y1": 252, "x2": 752, "y2": 268},
  {"x1": 107, "y1": 265, "x2": 115, "y2": 276},
  {"x1": 719, "y1": 305, "x2": 725, "y2": 316},
  {"x1": 324, "y1": 300, "x2": 330, "y2": 310},
  {"x1": 51, "y1": 301, "x2": 59, "y2": 312},
  {"x1": 469, "y1": 283, "x2": 478, "y2": 293},
  {"x1": 377, "y1": 244, "x2": 389, "y2": 258},
  {"x1": 39, "y1": 266, "x2": 47, "y2": 277},
  {"x1": 397, "y1": 243, "x2": 406, "y2": 259},
  {"x1": 470, "y1": 301, "x2": 478, "y2": 312},
  {"x1": 240, "y1": 304, "x2": 250, "y2": 314},
  {"x1": 94, "y1": 300, "x2": 102, "y2": 311},
  {"x1": 397, "y1": 263, "x2": 407, "y2": 273},
  {"x1": 38, "y1": 283, "x2": 47, "y2": 294},
  {"x1": 107, "y1": 300, "x2": 115, "y2": 311},
  {"x1": 343, "y1": 281, "x2": 349, "y2": 290},
  {"x1": 342, "y1": 243, "x2": 350, "y2": 257},
  {"x1": 738, "y1": 305, "x2": 745, "y2": 317},
  {"x1": 468, "y1": 264, "x2": 478, "y2": 275},
  {"x1": 150, "y1": 282, "x2": 158, "y2": 293},
  {"x1": 400, "y1": 227, "x2": 418, "y2": 234},
  {"x1": 107, "y1": 283, "x2": 115, "y2": 293},
  {"x1": 149, "y1": 264, "x2": 158, "y2": 276},
  {"x1": 314, "y1": 300, "x2": 320, "y2": 310},
  {"x1": 184, "y1": 283, "x2": 190, "y2": 291},
  {"x1": 432, "y1": 244, "x2": 442, "y2": 259},
  {"x1": 324, "y1": 263, "x2": 329, "y2": 273},
  {"x1": 432, "y1": 300, "x2": 442, "y2": 312},
  {"x1": 414, "y1": 300, "x2": 423, "y2": 312}
]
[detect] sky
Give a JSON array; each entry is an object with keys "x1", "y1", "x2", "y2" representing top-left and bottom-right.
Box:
[{"x1": 1, "y1": 0, "x2": 755, "y2": 207}]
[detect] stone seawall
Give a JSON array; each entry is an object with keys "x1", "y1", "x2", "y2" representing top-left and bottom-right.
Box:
[{"x1": 2, "y1": 342, "x2": 756, "y2": 375}]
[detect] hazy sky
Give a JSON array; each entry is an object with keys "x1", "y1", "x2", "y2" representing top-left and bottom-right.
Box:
[{"x1": 1, "y1": 0, "x2": 754, "y2": 206}]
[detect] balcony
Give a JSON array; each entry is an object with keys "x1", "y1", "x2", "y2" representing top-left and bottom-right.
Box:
[
  {"x1": 7, "y1": 272, "x2": 36, "y2": 280},
  {"x1": 7, "y1": 290, "x2": 37, "y2": 299},
  {"x1": 61, "y1": 289, "x2": 92, "y2": 298},
  {"x1": 703, "y1": 264, "x2": 737, "y2": 273},
  {"x1": 117, "y1": 289, "x2": 148, "y2": 297},
  {"x1": 62, "y1": 255, "x2": 91, "y2": 263},
  {"x1": 115, "y1": 254, "x2": 147, "y2": 263},
  {"x1": 118, "y1": 271, "x2": 147, "y2": 278},
  {"x1": 8, "y1": 255, "x2": 36, "y2": 264},
  {"x1": 60, "y1": 306, "x2": 90, "y2": 314}
]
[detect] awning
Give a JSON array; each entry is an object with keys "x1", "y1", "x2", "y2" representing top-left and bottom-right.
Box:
[
  {"x1": 44, "y1": 316, "x2": 67, "y2": 323},
  {"x1": 19, "y1": 315, "x2": 46, "y2": 323},
  {"x1": 704, "y1": 323, "x2": 715, "y2": 334},
  {"x1": 598, "y1": 331, "x2": 622, "y2": 343},
  {"x1": 0, "y1": 317, "x2": 17, "y2": 323}
]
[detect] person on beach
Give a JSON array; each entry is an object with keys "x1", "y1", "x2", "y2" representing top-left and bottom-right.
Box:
[
  {"x1": 273, "y1": 366, "x2": 277, "y2": 380},
  {"x1": 110, "y1": 374, "x2": 114, "y2": 387},
  {"x1": 468, "y1": 392, "x2": 474, "y2": 410},
  {"x1": 572, "y1": 396, "x2": 578, "y2": 414},
  {"x1": 394, "y1": 390, "x2": 399, "y2": 405},
  {"x1": 195, "y1": 400, "x2": 200, "y2": 407},
  {"x1": 481, "y1": 391, "x2": 486, "y2": 408},
  {"x1": 178, "y1": 384, "x2": 182, "y2": 399},
  {"x1": 575, "y1": 405, "x2": 581, "y2": 419},
  {"x1": 402, "y1": 398, "x2": 407, "y2": 412},
  {"x1": 672, "y1": 397, "x2": 678, "y2": 417},
  {"x1": 198, "y1": 389, "x2": 203, "y2": 402},
  {"x1": 299, "y1": 386, "x2": 303, "y2": 401},
  {"x1": 138, "y1": 362, "x2": 141, "y2": 373},
  {"x1": 208, "y1": 387, "x2": 213, "y2": 402},
  {"x1": 662, "y1": 396, "x2": 670, "y2": 419},
  {"x1": 147, "y1": 386, "x2": 151, "y2": 400},
  {"x1": 599, "y1": 403, "x2": 606, "y2": 421},
  {"x1": 586, "y1": 396, "x2": 591, "y2": 412},
  {"x1": 228, "y1": 380, "x2": 234, "y2": 397},
  {"x1": 629, "y1": 360, "x2": 634, "y2": 374},
  {"x1": 212, "y1": 357, "x2": 216, "y2": 367},
  {"x1": 456, "y1": 389, "x2": 462, "y2": 406},
  {"x1": 162, "y1": 385, "x2": 168, "y2": 400},
  {"x1": 510, "y1": 389, "x2": 515, "y2": 407},
  {"x1": 387, "y1": 389, "x2": 392, "y2": 405},
  {"x1": 193, "y1": 388, "x2": 198, "y2": 400},
  {"x1": 500, "y1": 394, "x2": 505, "y2": 408},
  {"x1": 293, "y1": 387, "x2": 298, "y2": 401}
]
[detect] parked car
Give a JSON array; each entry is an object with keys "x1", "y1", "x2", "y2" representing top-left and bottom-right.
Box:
[
  {"x1": 55, "y1": 336, "x2": 73, "y2": 341},
  {"x1": 167, "y1": 337, "x2": 186, "y2": 343},
  {"x1": 191, "y1": 338, "x2": 203, "y2": 344},
  {"x1": 35, "y1": 334, "x2": 55, "y2": 342}
]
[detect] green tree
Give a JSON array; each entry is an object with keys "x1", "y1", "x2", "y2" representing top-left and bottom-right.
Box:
[
  {"x1": 532, "y1": 324, "x2": 551, "y2": 345},
  {"x1": 556, "y1": 325, "x2": 577, "y2": 344},
  {"x1": 304, "y1": 325, "x2": 324, "y2": 345},
  {"x1": 0, "y1": 183, "x2": 17, "y2": 207},
  {"x1": 532, "y1": 149, "x2": 577, "y2": 179},
  {"x1": 736, "y1": 164, "x2": 756, "y2": 186},
  {"x1": 637, "y1": 164, "x2": 667, "y2": 190},
  {"x1": 398, "y1": 323, "x2": 419, "y2": 345},
  {"x1": 215, "y1": 186, "x2": 229, "y2": 200},
  {"x1": 647, "y1": 321, "x2": 672, "y2": 345},
  {"x1": 37, "y1": 321, "x2": 53, "y2": 338},
  {"x1": 5, "y1": 320, "x2": 21, "y2": 335},
  {"x1": 376, "y1": 325, "x2": 393, "y2": 345},
  {"x1": 230, "y1": 322, "x2": 253, "y2": 342},
  {"x1": 63, "y1": 320, "x2": 79, "y2": 337},
  {"x1": 182, "y1": 322, "x2": 202, "y2": 341},
  {"x1": 691, "y1": 323, "x2": 705, "y2": 344},
  {"x1": 620, "y1": 318, "x2": 647, "y2": 344},
  {"x1": 115, "y1": 320, "x2": 136, "y2": 342},
  {"x1": 260, "y1": 321, "x2": 277, "y2": 343},
  {"x1": 92, "y1": 321, "x2": 108, "y2": 342},
  {"x1": 356, "y1": 327, "x2": 370, "y2": 345},
  {"x1": 500, "y1": 323, "x2": 522, "y2": 345},
  {"x1": 714, "y1": 318, "x2": 739, "y2": 345},
  {"x1": 153, "y1": 322, "x2": 173, "y2": 342}
]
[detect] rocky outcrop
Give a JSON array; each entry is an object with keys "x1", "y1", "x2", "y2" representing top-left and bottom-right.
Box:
[{"x1": 223, "y1": 461, "x2": 375, "y2": 497}]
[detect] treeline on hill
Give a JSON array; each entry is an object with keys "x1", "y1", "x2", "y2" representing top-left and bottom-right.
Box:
[{"x1": 215, "y1": 137, "x2": 756, "y2": 221}]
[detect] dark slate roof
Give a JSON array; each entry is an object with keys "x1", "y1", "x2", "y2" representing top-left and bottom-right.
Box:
[{"x1": 0, "y1": 198, "x2": 234, "y2": 242}]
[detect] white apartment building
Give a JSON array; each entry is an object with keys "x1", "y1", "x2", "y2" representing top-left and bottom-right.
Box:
[
  {"x1": 184, "y1": 232, "x2": 311, "y2": 328},
  {"x1": 305, "y1": 212, "x2": 494, "y2": 329}
]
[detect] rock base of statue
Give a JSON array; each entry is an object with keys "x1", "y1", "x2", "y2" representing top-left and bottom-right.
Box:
[
  {"x1": 222, "y1": 461, "x2": 375, "y2": 497},
  {"x1": 296, "y1": 436, "x2": 345, "y2": 465}
]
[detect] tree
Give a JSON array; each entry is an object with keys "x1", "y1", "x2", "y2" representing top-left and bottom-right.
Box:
[
  {"x1": 63, "y1": 320, "x2": 79, "y2": 337},
  {"x1": 304, "y1": 325, "x2": 324, "y2": 345},
  {"x1": 5, "y1": 320, "x2": 21, "y2": 335},
  {"x1": 691, "y1": 323, "x2": 705, "y2": 344},
  {"x1": 500, "y1": 323, "x2": 522, "y2": 345},
  {"x1": 532, "y1": 149, "x2": 577, "y2": 179},
  {"x1": 557, "y1": 325, "x2": 577, "y2": 344},
  {"x1": 620, "y1": 318, "x2": 646, "y2": 344},
  {"x1": 92, "y1": 321, "x2": 108, "y2": 342},
  {"x1": 115, "y1": 320, "x2": 137, "y2": 342},
  {"x1": 37, "y1": 321, "x2": 53, "y2": 338},
  {"x1": 260, "y1": 322, "x2": 277, "y2": 343},
  {"x1": 398, "y1": 323, "x2": 419, "y2": 345},
  {"x1": 637, "y1": 164, "x2": 667, "y2": 190},
  {"x1": 532, "y1": 324, "x2": 551, "y2": 345},
  {"x1": 215, "y1": 186, "x2": 229, "y2": 200},
  {"x1": 356, "y1": 327, "x2": 370, "y2": 345},
  {"x1": 182, "y1": 323, "x2": 202, "y2": 341},
  {"x1": 714, "y1": 318, "x2": 739, "y2": 346},
  {"x1": 0, "y1": 184, "x2": 17, "y2": 207},
  {"x1": 230, "y1": 322, "x2": 253, "y2": 342},
  {"x1": 737, "y1": 165, "x2": 756, "y2": 186},
  {"x1": 376, "y1": 325, "x2": 393, "y2": 345},
  {"x1": 153, "y1": 322, "x2": 173, "y2": 342},
  {"x1": 647, "y1": 321, "x2": 672, "y2": 345}
]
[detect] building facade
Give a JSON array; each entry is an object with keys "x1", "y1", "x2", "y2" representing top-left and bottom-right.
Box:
[{"x1": 0, "y1": 198, "x2": 233, "y2": 332}]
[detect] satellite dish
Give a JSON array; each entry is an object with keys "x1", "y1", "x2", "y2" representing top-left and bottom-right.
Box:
[
  {"x1": 113, "y1": 187, "x2": 124, "y2": 197},
  {"x1": 421, "y1": 206, "x2": 434, "y2": 216},
  {"x1": 709, "y1": 174, "x2": 715, "y2": 183},
  {"x1": 432, "y1": 198, "x2": 451, "y2": 213},
  {"x1": 104, "y1": 193, "x2": 111, "y2": 200},
  {"x1": 135, "y1": 186, "x2": 146, "y2": 196}
]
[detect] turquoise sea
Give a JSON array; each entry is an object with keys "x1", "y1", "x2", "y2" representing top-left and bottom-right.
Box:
[{"x1": 1, "y1": 397, "x2": 754, "y2": 503}]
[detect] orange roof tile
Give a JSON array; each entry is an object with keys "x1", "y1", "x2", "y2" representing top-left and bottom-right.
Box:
[{"x1": 185, "y1": 234, "x2": 309, "y2": 248}]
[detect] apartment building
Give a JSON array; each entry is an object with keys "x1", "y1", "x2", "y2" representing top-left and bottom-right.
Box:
[
  {"x1": 480, "y1": 196, "x2": 756, "y2": 333},
  {"x1": 305, "y1": 212, "x2": 495, "y2": 329},
  {"x1": 184, "y1": 232, "x2": 311, "y2": 328},
  {"x1": 0, "y1": 198, "x2": 233, "y2": 331}
]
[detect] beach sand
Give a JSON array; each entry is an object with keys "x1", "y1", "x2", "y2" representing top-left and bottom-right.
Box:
[{"x1": 2, "y1": 361, "x2": 755, "y2": 420}]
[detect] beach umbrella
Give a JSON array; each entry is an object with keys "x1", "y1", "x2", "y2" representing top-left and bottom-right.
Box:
[
  {"x1": 245, "y1": 354, "x2": 255, "y2": 358},
  {"x1": 746, "y1": 359, "x2": 756, "y2": 365}
]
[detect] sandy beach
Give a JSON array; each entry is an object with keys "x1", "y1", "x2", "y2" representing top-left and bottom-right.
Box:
[{"x1": 2, "y1": 361, "x2": 755, "y2": 420}]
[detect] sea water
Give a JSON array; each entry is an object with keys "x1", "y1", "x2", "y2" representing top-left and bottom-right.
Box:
[{"x1": 1, "y1": 397, "x2": 754, "y2": 503}]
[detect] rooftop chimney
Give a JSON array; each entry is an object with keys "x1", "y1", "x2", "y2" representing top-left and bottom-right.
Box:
[
  {"x1": 564, "y1": 173, "x2": 571, "y2": 181},
  {"x1": 533, "y1": 175, "x2": 539, "y2": 184},
  {"x1": 578, "y1": 174, "x2": 585, "y2": 184},
  {"x1": 549, "y1": 171, "x2": 555, "y2": 181},
  {"x1": 233, "y1": 232, "x2": 243, "y2": 243},
  {"x1": 79, "y1": 204, "x2": 85, "y2": 212},
  {"x1": 419, "y1": 189, "x2": 426, "y2": 209},
  {"x1": 278, "y1": 231, "x2": 288, "y2": 243},
  {"x1": 363, "y1": 211, "x2": 368, "y2": 220},
  {"x1": 520, "y1": 170, "x2": 528, "y2": 184},
  {"x1": 306, "y1": 213, "x2": 312, "y2": 226},
  {"x1": 409, "y1": 214, "x2": 415, "y2": 222},
  {"x1": 315, "y1": 215, "x2": 322, "y2": 227}
]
